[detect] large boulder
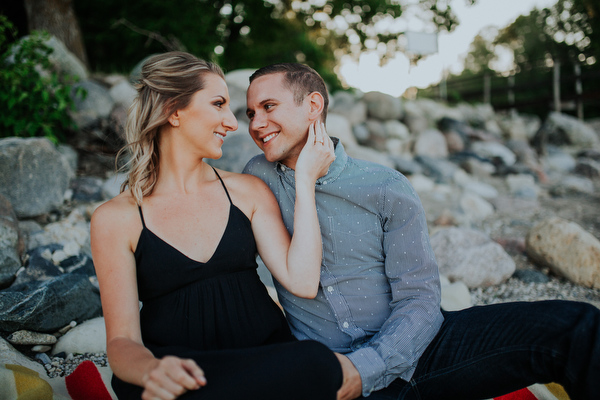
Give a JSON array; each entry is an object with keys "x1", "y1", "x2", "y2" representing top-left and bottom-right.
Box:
[
  {"x1": 430, "y1": 227, "x2": 516, "y2": 288},
  {"x1": 526, "y1": 217, "x2": 600, "y2": 289},
  {"x1": 362, "y1": 91, "x2": 403, "y2": 121},
  {"x1": 70, "y1": 79, "x2": 115, "y2": 128},
  {"x1": 0, "y1": 137, "x2": 74, "y2": 218},
  {"x1": 537, "y1": 112, "x2": 600, "y2": 148},
  {"x1": 0, "y1": 273, "x2": 101, "y2": 333},
  {"x1": 0, "y1": 194, "x2": 24, "y2": 288}
]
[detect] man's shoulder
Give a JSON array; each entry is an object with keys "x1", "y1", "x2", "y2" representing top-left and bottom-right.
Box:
[{"x1": 243, "y1": 154, "x2": 275, "y2": 177}]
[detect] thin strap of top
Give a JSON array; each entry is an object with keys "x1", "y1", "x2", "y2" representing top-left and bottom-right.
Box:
[
  {"x1": 138, "y1": 205, "x2": 146, "y2": 228},
  {"x1": 211, "y1": 166, "x2": 232, "y2": 205},
  {"x1": 137, "y1": 166, "x2": 232, "y2": 227}
]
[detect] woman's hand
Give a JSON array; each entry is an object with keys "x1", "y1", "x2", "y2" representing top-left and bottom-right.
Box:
[
  {"x1": 141, "y1": 356, "x2": 206, "y2": 400},
  {"x1": 295, "y1": 121, "x2": 335, "y2": 185}
]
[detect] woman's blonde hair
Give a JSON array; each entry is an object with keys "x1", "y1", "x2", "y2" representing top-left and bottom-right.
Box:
[{"x1": 118, "y1": 51, "x2": 224, "y2": 205}]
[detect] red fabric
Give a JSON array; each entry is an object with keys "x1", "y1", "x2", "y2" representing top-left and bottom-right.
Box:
[
  {"x1": 65, "y1": 360, "x2": 113, "y2": 400},
  {"x1": 495, "y1": 387, "x2": 538, "y2": 400}
]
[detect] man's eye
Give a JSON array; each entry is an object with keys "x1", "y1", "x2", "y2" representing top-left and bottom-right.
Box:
[
  {"x1": 265, "y1": 104, "x2": 273, "y2": 110},
  {"x1": 247, "y1": 112, "x2": 254, "y2": 119}
]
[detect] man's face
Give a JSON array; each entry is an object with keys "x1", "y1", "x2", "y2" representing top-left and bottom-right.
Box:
[{"x1": 246, "y1": 73, "x2": 311, "y2": 169}]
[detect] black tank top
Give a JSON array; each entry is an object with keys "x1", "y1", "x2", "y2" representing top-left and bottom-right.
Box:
[{"x1": 134, "y1": 168, "x2": 293, "y2": 351}]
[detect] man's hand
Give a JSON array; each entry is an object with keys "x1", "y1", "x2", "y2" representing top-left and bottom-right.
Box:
[{"x1": 335, "y1": 353, "x2": 362, "y2": 400}]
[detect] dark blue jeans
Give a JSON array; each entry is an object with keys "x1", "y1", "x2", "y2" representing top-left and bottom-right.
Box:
[{"x1": 361, "y1": 300, "x2": 600, "y2": 400}]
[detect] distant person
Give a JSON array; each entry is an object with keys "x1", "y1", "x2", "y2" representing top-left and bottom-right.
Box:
[
  {"x1": 243, "y1": 62, "x2": 600, "y2": 400},
  {"x1": 90, "y1": 52, "x2": 342, "y2": 400}
]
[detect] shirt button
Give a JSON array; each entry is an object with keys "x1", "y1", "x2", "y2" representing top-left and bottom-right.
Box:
[
  {"x1": 327, "y1": 286, "x2": 334, "y2": 293},
  {"x1": 343, "y1": 322, "x2": 349, "y2": 329}
]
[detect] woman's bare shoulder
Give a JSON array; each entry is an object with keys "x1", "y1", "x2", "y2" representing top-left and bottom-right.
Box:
[{"x1": 91, "y1": 190, "x2": 141, "y2": 231}]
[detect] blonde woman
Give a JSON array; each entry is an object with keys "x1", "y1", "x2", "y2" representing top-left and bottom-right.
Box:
[{"x1": 90, "y1": 52, "x2": 341, "y2": 400}]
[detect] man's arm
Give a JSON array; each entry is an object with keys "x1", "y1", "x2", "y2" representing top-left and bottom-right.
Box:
[{"x1": 344, "y1": 177, "x2": 444, "y2": 397}]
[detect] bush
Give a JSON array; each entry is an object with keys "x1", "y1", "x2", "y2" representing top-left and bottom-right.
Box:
[{"x1": 0, "y1": 16, "x2": 84, "y2": 143}]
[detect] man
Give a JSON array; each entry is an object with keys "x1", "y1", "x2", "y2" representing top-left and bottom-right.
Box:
[{"x1": 243, "y1": 63, "x2": 600, "y2": 400}]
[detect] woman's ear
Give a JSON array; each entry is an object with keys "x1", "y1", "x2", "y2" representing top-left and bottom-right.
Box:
[
  {"x1": 307, "y1": 92, "x2": 325, "y2": 122},
  {"x1": 168, "y1": 111, "x2": 180, "y2": 127}
]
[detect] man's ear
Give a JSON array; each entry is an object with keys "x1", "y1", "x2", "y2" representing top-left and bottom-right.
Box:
[
  {"x1": 307, "y1": 92, "x2": 325, "y2": 121},
  {"x1": 167, "y1": 111, "x2": 180, "y2": 127}
]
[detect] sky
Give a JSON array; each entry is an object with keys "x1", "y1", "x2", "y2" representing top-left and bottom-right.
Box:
[{"x1": 338, "y1": 0, "x2": 559, "y2": 97}]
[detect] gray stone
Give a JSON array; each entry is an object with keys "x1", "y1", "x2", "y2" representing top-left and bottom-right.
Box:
[
  {"x1": 550, "y1": 175, "x2": 595, "y2": 196},
  {"x1": 390, "y1": 155, "x2": 423, "y2": 176},
  {"x1": 102, "y1": 173, "x2": 127, "y2": 200},
  {"x1": 57, "y1": 144, "x2": 79, "y2": 173},
  {"x1": 43, "y1": 35, "x2": 88, "y2": 80},
  {"x1": 542, "y1": 146, "x2": 576, "y2": 173},
  {"x1": 431, "y1": 227, "x2": 516, "y2": 288},
  {"x1": 70, "y1": 176, "x2": 105, "y2": 202},
  {"x1": 362, "y1": 91, "x2": 403, "y2": 120},
  {"x1": 506, "y1": 174, "x2": 540, "y2": 199},
  {"x1": 326, "y1": 114, "x2": 358, "y2": 149},
  {"x1": 513, "y1": 269, "x2": 550, "y2": 284},
  {"x1": 7, "y1": 330, "x2": 57, "y2": 346},
  {"x1": 70, "y1": 79, "x2": 115, "y2": 128},
  {"x1": 542, "y1": 112, "x2": 600, "y2": 148},
  {"x1": 413, "y1": 129, "x2": 448, "y2": 159},
  {"x1": 52, "y1": 317, "x2": 106, "y2": 355},
  {"x1": 0, "y1": 273, "x2": 102, "y2": 332},
  {"x1": 471, "y1": 141, "x2": 516, "y2": 166},
  {"x1": 574, "y1": 158, "x2": 600, "y2": 179},
  {"x1": 206, "y1": 122, "x2": 262, "y2": 173},
  {"x1": 109, "y1": 79, "x2": 137, "y2": 108},
  {"x1": 352, "y1": 123, "x2": 370, "y2": 143},
  {"x1": 329, "y1": 91, "x2": 368, "y2": 126},
  {"x1": 0, "y1": 194, "x2": 23, "y2": 288},
  {"x1": 440, "y1": 275, "x2": 472, "y2": 311},
  {"x1": 415, "y1": 155, "x2": 458, "y2": 184},
  {"x1": 526, "y1": 217, "x2": 600, "y2": 289},
  {"x1": 0, "y1": 137, "x2": 74, "y2": 218},
  {"x1": 459, "y1": 192, "x2": 495, "y2": 221}
]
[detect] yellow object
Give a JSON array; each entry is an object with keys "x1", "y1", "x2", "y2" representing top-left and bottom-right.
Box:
[{"x1": 1, "y1": 364, "x2": 53, "y2": 400}]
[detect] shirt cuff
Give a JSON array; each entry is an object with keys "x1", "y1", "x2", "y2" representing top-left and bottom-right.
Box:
[{"x1": 345, "y1": 346, "x2": 387, "y2": 397}]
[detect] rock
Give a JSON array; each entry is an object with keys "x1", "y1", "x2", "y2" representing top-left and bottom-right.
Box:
[
  {"x1": 549, "y1": 175, "x2": 595, "y2": 196},
  {"x1": 53, "y1": 317, "x2": 107, "y2": 355},
  {"x1": 526, "y1": 217, "x2": 600, "y2": 289},
  {"x1": 408, "y1": 174, "x2": 436, "y2": 193},
  {"x1": 453, "y1": 169, "x2": 498, "y2": 199},
  {"x1": 506, "y1": 174, "x2": 540, "y2": 199},
  {"x1": 0, "y1": 194, "x2": 24, "y2": 288},
  {"x1": 430, "y1": 227, "x2": 516, "y2": 288},
  {"x1": 32, "y1": 345, "x2": 52, "y2": 353},
  {"x1": 459, "y1": 192, "x2": 495, "y2": 221},
  {"x1": 414, "y1": 155, "x2": 458, "y2": 184},
  {"x1": 12, "y1": 244, "x2": 63, "y2": 287},
  {"x1": 471, "y1": 141, "x2": 516, "y2": 166},
  {"x1": 27, "y1": 209, "x2": 90, "y2": 255},
  {"x1": 512, "y1": 269, "x2": 550, "y2": 284},
  {"x1": 540, "y1": 112, "x2": 600, "y2": 148},
  {"x1": 70, "y1": 176, "x2": 105, "y2": 202},
  {"x1": 206, "y1": 122, "x2": 262, "y2": 173},
  {"x1": 326, "y1": 114, "x2": 358, "y2": 149},
  {"x1": 329, "y1": 91, "x2": 367, "y2": 126},
  {"x1": 383, "y1": 120, "x2": 410, "y2": 141},
  {"x1": 70, "y1": 79, "x2": 115, "y2": 128},
  {"x1": 0, "y1": 137, "x2": 74, "y2": 218},
  {"x1": 351, "y1": 123, "x2": 370, "y2": 143},
  {"x1": 413, "y1": 129, "x2": 448, "y2": 158},
  {"x1": 7, "y1": 330, "x2": 57, "y2": 346},
  {"x1": 362, "y1": 91, "x2": 403, "y2": 120},
  {"x1": 101, "y1": 173, "x2": 127, "y2": 200},
  {"x1": 574, "y1": 158, "x2": 600, "y2": 179},
  {"x1": 390, "y1": 155, "x2": 423, "y2": 176},
  {"x1": 542, "y1": 146, "x2": 576, "y2": 173},
  {"x1": 0, "y1": 273, "x2": 102, "y2": 332},
  {"x1": 57, "y1": 144, "x2": 79, "y2": 173},
  {"x1": 225, "y1": 69, "x2": 255, "y2": 117},
  {"x1": 108, "y1": 79, "x2": 137, "y2": 108},
  {"x1": 440, "y1": 275, "x2": 472, "y2": 311}
]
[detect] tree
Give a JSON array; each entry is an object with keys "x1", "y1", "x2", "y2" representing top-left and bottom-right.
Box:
[
  {"x1": 23, "y1": 0, "x2": 88, "y2": 67},
  {"x1": 73, "y1": 0, "x2": 474, "y2": 88}
]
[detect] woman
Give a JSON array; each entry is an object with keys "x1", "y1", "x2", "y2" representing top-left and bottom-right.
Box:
[{"x1": 90, "y1": 52, "x2": 342, "y2": 400}]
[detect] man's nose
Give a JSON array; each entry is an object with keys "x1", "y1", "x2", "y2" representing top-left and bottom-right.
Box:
[{"x1": 250, "y1": 112, "x2": 267, "y2": 131}]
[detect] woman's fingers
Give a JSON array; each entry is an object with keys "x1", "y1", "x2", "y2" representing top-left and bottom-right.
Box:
[{"x1": 141, "y1": 357, "x2": 205, "y2": 400}]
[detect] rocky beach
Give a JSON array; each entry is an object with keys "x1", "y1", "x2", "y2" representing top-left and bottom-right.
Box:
[{"x1": 1, "y1": 36, "x2": 600, "y2": 398}]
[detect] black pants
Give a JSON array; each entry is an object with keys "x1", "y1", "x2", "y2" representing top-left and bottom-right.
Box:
[{"x1": 112, "y1": 340, "x2": 343, "y2": 400}]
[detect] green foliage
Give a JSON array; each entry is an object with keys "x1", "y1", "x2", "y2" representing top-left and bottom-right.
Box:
[
  {"x1": 0, "y1": 16, "x2": 83, "y2": 143},
  {"x1": 73, "y1": 0, "x2": 467, "y2": 91}
]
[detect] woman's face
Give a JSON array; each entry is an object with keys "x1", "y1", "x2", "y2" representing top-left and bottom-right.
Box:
[{"x1": 174, "y1": 73, "x2": 238, "y2": 159}]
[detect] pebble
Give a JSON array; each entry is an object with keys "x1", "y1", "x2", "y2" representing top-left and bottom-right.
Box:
[
  {"x1": 35, "y1": 352, "x2": 108, "y2": 378},
  {"x1": 7, "y1": 330, "x2": 57, "y2": 345}
]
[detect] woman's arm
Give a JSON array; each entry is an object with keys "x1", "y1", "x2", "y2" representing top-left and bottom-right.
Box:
[
  {"x1": 249, "y1": 122, "x2": 334, "y2": 298},
  {"x1": 90, "y1": 199, "x2": 206, "y2": 399}
]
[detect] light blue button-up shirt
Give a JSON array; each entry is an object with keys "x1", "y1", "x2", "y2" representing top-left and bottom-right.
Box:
[{"x1": 244, "y1": 139, "x2": 443, "y2": 396}]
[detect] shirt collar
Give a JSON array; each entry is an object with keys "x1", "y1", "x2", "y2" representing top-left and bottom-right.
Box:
[{"x1": 275, "y1": 137, "x2": 348, "y2": 186}]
